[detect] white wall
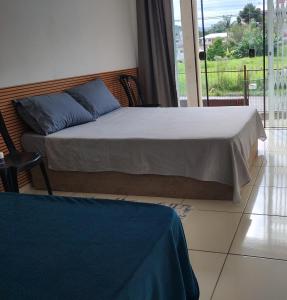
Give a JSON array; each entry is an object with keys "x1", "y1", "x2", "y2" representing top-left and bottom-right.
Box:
[{"x1": 0, "y1": 0, "x2": 138, "y2": 88}]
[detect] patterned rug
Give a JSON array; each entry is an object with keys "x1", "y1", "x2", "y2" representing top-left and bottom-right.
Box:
[{"x1": 157, "y1": 202, "x2": 193, "y2": 220}]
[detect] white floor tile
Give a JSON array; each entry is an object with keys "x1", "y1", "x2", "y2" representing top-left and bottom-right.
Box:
[
  {"x1": 248, "y1": 166, "x2": 261, "y2": 186},
  {"x1": 212, "y1": 255, "x2": 287, "y2": 300},
  {"x1": 259, "y1": 130, "x2": 287, "y2": 153},
  {"x1": 261, "y1": 152, "x2": 287, "y2": 167},
  {"x1": 231, "y1": 214, "x2": 287, "y2": 260},
  {"x1": 254, "y1": 155, "x2": 264, "y2": 167},
  {"x1": 245, "y1": 186, "x2": 287, "y2": 216},
  {"x1": 19, "y1": 184, "x2": 33, "y2": 193},
  {"x1": 189, "y1": 251, "x2": 226, "y2": 300},
  {"x1": 183, "y1": 211, "x2": 241, "y2": 253},
  {"x1": 255, "y1": 166, "x2": 287, "y2": 188},
  {"x1": 20, "y1": 188, "x2": 49, "y2": 195},
  {"x1": 183, "y1": 185, "x2": 253, "y2": 213}
]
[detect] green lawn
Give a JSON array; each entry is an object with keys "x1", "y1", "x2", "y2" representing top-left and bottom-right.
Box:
[{"x1": 177, "y1": 55, "x2": 287, "y2": 97}]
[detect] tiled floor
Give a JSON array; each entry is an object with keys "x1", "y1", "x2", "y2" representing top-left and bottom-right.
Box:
[{"x1": 22, "y1": 129, "x2": 287, "y2": 300}]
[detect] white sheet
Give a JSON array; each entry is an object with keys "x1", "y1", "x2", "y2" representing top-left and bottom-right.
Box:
[{"x1": 23, "y1": 107, "x2": 266, "y2": 202}]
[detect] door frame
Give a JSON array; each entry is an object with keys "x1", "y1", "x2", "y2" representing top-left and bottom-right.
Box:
[{"x1": 198, "y1": 0, "x2": 267, "y2": 125}]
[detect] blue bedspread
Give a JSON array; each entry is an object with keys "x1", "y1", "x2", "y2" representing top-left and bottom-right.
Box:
[{"x1": 0, "y1": 193, "x2": 199, "y2": 300}]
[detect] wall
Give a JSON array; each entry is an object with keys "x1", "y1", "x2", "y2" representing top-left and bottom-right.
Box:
[
  {"x1": 0, "y1": 0, "x2": 138, "y2": 88},
  {"x1": 0, "y1": 0, "x2": 138, "y2": 189}
]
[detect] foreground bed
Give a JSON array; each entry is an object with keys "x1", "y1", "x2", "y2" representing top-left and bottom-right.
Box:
[
  {"x1": 0, "y1": 193, "x2": 199, "y2": 300},
  {"x1": 22, "y1": 106, "x2": 266, "y2": 202}
]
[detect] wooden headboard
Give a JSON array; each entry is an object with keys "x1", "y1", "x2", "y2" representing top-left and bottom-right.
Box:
[{"x1": 0, "y1": 67, "x2": 137, "y2": 189}]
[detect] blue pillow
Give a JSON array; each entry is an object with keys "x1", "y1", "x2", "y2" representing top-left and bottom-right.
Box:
[
  {"x1": 66, "y1": 79, "x2": 121, "y2": 119},
  {"x1": 14, "y1": 93, "x2": 93, "y2": 135}
]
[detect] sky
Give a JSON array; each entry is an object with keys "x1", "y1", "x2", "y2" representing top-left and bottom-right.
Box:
[{"x1": 173, "y1": 0, "x2": 264, "y2": 27}]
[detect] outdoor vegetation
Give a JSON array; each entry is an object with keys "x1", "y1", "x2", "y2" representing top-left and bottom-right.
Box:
[
  {"x1": 178, "y1": 3, "x2": 287, "y2": 98},
  {"x1": 178, "y1": 3, "x2": 268, "y2": 97},
  {"x1": 204, "y1": 3, "x2": 265, "y2": 61},
  {"x1": 177, "y1": 60, "x2": 269, "y2": 98},
  {"x1": 177, "y1": 56, "x2": 267, "y2": 97}
]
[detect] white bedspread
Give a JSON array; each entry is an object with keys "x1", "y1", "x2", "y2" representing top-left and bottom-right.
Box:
[{"x1": 41, "y1": 107, "x2": 265, "y2": 202}]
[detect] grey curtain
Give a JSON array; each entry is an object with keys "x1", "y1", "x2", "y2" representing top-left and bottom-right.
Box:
[{"x1": 137, "y1": 0, "x2": 178, "y2": 107}]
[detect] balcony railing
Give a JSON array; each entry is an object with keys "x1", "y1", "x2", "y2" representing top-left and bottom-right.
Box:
[{"x1": 177, "y1": 67, "x2": 266, "y2": 115}]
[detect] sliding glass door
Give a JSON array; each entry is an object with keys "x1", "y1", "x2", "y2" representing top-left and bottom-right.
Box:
[
  {"x1": 173, "y1": 0, "x2": 287, "y2": 128},
  {"x1": 198, "y1": 0, "x2": 266, "y2": 118}
]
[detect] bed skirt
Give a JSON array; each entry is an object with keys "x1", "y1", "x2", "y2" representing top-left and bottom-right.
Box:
[{"x1": 31, "y1": 142, "x2": 258, "y2": 201}]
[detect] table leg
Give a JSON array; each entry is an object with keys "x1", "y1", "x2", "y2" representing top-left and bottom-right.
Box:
[
  {"x1": 0, "y1": 168, "x2": 10, "y2": 192},
  {"x1": 9, "y1": 168, "x2": 19, "y2": 193}
]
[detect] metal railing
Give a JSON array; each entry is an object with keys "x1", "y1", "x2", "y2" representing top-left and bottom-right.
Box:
[{"x1": 177, "y1": 66, "x2": 266, "y2": 114}]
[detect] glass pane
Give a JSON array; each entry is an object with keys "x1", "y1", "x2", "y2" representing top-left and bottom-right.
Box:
[{"x1": 197, "y1": 0, "x2": 265, "y2": 116}]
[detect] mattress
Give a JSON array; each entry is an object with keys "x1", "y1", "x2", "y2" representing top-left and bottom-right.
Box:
[
  {"x1": 22, "y1": 107, "x2": 266, "y2": 202},
  {"x1": 0, "y1": 192, "x2": 199, "y2": 299}
]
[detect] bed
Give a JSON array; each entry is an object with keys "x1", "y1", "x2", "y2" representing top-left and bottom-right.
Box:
[
  {"x1": 22, "y1": 106, "x2": 266, "y2": 202},
  {"x1": 0, "y1": 192, "x2": 199, "y2": 299}
]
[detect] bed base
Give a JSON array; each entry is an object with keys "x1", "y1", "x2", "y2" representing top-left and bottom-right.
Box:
[{"x1": 31, "y1": 142, "x2": 258, "y2": 201}]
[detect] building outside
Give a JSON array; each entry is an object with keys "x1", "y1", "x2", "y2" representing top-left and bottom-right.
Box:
[{"x1": 199, "y1": 32, "x2": 228, "y2": 49}]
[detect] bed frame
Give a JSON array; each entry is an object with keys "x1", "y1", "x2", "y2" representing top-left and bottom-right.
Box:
[
  {"x1": 2, "y1": 71, "x2": 257, "y2": 199},
  {"x1": 31, "y1": 141, "x2": 258, "y2": 200}
]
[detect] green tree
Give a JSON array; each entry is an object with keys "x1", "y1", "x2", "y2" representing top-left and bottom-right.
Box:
[
  {"x1": 232, "y1": 21, "x2": 264, "y2": 58},
  {"x1": 239, "y1": 3, "x2": 262, "y2": 24},
  {"x1": 207, "y1": 38, "x2": 226, "y2": 61},
  {"x1": 228, "y1": 22, "x2": 245, "y2": 44},
  {"x1": 222, "y1": 15, "x2": 232, "y2": 30},
  {"x1": 207, "y1": 15, "x2": 232, "y2": 34}
]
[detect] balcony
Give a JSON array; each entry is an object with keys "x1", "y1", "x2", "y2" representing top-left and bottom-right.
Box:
[{"x1": 177, "y1": 66, "x2": 266, "y2": 120}]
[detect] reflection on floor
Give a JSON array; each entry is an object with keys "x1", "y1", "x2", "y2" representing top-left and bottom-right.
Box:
[{"x1": 21, "y1": 129, "x2": 287, "y2": 300}]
